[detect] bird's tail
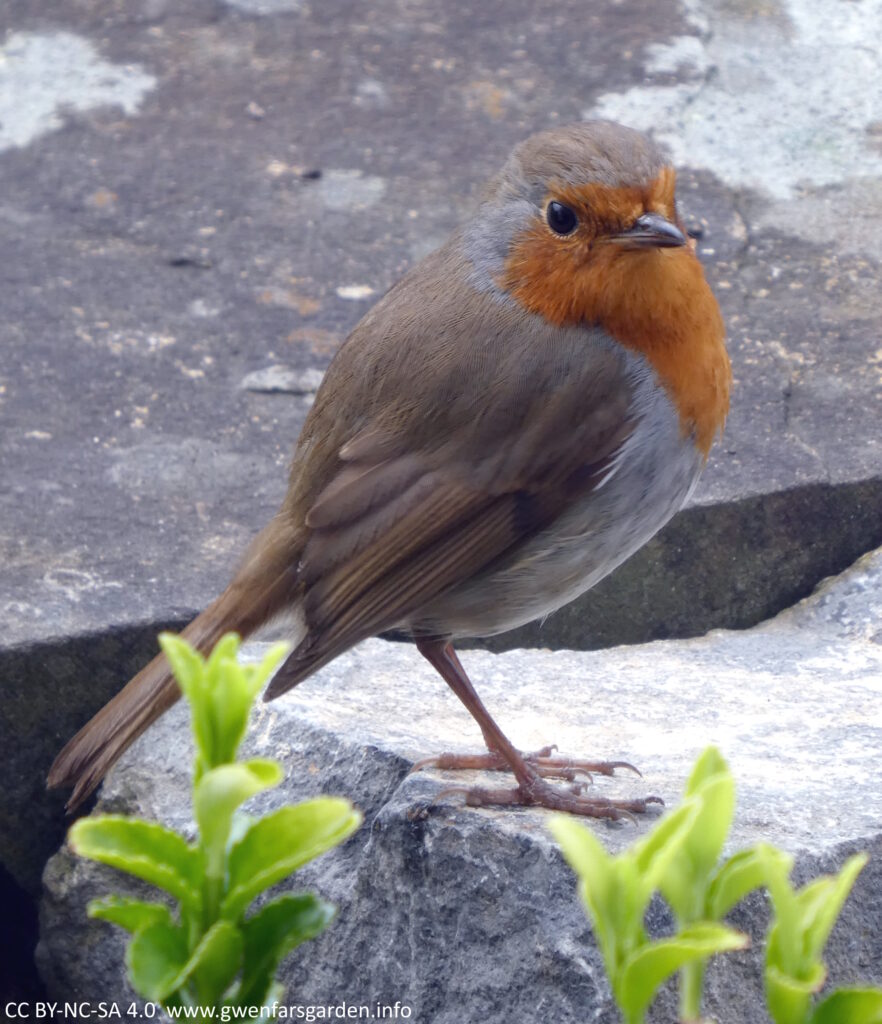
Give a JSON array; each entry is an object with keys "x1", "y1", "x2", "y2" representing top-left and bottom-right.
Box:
[{"x1": 48, "y1": 517, "x2": 301, "y2": 812}]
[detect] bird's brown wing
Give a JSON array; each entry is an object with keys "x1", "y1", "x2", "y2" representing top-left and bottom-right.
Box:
[{"x1": 265, "y1": 317, "x2": 638, "y2": 699}]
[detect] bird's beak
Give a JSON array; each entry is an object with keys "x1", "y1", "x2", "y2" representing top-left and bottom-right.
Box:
[{"x1": 609, "y1": 213, "x2": 687, "y2": 250}]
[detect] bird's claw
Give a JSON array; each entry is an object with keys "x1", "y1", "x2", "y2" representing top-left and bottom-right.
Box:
[
  {"x1": 453, "y1": 782, "x2": 660, "y2": 822},
  {"x1": 411, "y1": 745, "x2": 659, "y2": 819},
  {"x1": 411, "y1": 748, "x2": 639, "y2": 782}
]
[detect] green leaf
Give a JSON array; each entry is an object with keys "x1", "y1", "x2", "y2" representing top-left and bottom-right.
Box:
[
  {"x1": 687, "y1": 767, "x2": 735, "y2": 874},
  {"x1": 551, "y1": 802, "x2": 700, "y2": 992},
  {"x1": 168, "y1": 920, "x2": 243, "y2": 1006},
  {"x1": 761, "y1": 844, "x2": 804, "y2": 979},
  {"x1": 159, "y1": 633, "x2": 288, "y2": 777},
  {"x1": 618, "y1": 923, "x2": 748, "y2": 1020},
  {"x1": 204, "y1": 632, "x2": 242, "y2": 675},
  {"x1": 549, "y1": 816, "x2": 621, "y2": 973},
  {"x1": 659, "y1": 748, "x2": 735, "y2": 924},
  {"x1": 811, "y1": 988, "x2": 882, "y2": 1024},
  {"x1": 237, "y1": 894, "x2": 335, "y2": 1007},
  {"x1": 228, "y1": 643, "x2": 288, "y2": 752},
  {"x1": 160, "y1": 632, "x2": 213, "y2": 777},
  {"x1": 222, "y1": 799, "x2": 361, "y2": 920},
  {"x1": 69, "y1": 816, "x2": 201, "y2": 911},
  {"x1": 799, "y1": 853, "x2": 867, "y2": 965},
  {"x1": 549, "y1": 816, "x2": 614, "y2": 910},
  {"x1": 684, "y1": 746, "x2": 729, "y2": 795},
  {"x1": 633, "y1": 799, "x2": 701, "y2": 896},
  {"x1": 708, "y1": 845, "x2": 791, "y2": 921},
  {"x1": 661, "y1": 771, "x2": 735, "y2": 921},
  {"x1": 242, "y1": 643, "x2": 290, "y2": 698},
  {"x1": 158, "y1": 632, "x2": 205, "y2": 704},
  {"x1": 766, "y1": 850, "x2": 867, "y2": 1009},
  {"x1": 126, "y1": 921, "x2": 189, "y2": 1002},
  {"x1": 766, "y1": 962, "x2": 825, "y2": 1024},
  {"x1": 203, "y1": 639, "x2": 289, "y2": 769},
  {"x1": 194, "y1": 760, "x2": 283, "y2": 878},
  {"x1": 88, "y1": 896, "x2": 173, "y2": 935},
  {"x1": 204, "y1": 639, "x2": 248, "y2": 768}
]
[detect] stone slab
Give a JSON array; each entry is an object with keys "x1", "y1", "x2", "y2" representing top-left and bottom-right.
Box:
[
  {"x1": 1, "y1": 0, "x2": 881, "y2": 668},
  {"x1": 37, "y1": 546, "x2": 882, "y2": 1021},
  {"x1": 0, "y1": 0, "x2": 878, "y2": 1009}
]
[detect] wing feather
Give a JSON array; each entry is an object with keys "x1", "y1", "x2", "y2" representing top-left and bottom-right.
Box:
[{"x1": 265, "y1": 429, "x2": 630, "y2": 700}]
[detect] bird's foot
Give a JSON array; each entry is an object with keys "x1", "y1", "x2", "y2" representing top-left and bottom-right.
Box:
[
  {"x1": 411, "y1": 745, "x2": 640, "y2": 786},
  {"x1": 438, "y1": 774, "x2": 663, "y2": 822}
]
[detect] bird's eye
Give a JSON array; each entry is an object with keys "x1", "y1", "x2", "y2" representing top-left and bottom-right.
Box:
[{"x1": 546, "y1": 201, "x2": 578, "y2": 236}]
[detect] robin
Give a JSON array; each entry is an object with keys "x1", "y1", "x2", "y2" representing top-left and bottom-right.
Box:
[{"x1": 49, "y1": 120, "x2": 730, "y2": 821}]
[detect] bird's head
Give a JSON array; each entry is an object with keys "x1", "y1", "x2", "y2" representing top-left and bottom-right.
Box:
[
  {"x1": 474, "y1": 120, "x2": 692, "y2": 322},
  {"x1": 465, "y1": 120, "x2": 730, "y2": 456}
]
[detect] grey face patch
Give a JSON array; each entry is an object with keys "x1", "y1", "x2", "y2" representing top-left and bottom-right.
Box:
[{"x1": 461, "y1": 197, "x2": 536, "y2": 298}]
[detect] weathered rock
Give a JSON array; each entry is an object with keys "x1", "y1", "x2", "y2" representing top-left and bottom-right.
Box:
[
  {"x1": 1, "y1": 621, "x2": 184, "y2": 895},
  {"x1": 240, "y1": 365, "x2": 325, "y2": 394},
  {"x1": 38, "y1": 548, "x2": 882, "y2": 1021},
  {"x1": 4, "y1": 0, "x2": 882, "y2": 897},
  {"x1": 2, "y1": 0, "x2": 881, "y2": 655}
]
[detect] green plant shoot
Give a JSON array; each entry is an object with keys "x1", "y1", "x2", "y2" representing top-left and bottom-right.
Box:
[
  {"x1": 551, "y1": 796, "x2": 746, "y2": 1024},
  {"x1": 554, "y1": 746, "x2": 881, "y2": 1024},
  {"x1": 810, "y1": 989, "x2": 882, "y2": 1024},
  {"x1": 660, "y1": 746, "x2": 777, "y2": 1021},
  {"x1": 68, "y1": 632, "x2": 362, "y2": 1015},
  {"x1": 762, "y1": 846, "x2": 870, "y2": 1024}
]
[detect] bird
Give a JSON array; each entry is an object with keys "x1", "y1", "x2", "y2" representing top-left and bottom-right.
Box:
[{"x1": 49, "y1": 120, "x2": 730, "y2": 821}]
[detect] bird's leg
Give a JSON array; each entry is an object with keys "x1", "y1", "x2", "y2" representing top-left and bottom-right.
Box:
[
  {"x1": 413, "y1": 640, "x2": 640, "y2": 784},
  {"x1": 414, "y1": 638, "x2": 660, "y2": 820},
  {"x1": 411, "y1": 645, "x2": 606, "y2": 784}
]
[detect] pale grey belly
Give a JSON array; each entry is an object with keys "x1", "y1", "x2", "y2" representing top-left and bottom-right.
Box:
[{"x1": 406, "y1": 375, "x2": 704, "y2": 641}]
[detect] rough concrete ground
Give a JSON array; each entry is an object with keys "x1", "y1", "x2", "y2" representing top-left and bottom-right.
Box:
[
  {"x1": 0, "y1": 0, "x2": 881, "y2": 1012},
  {"x1": 39, "y1": 547, "x2": 882, "y2": 1022},
  {"x1": 1, "y1": 0, "x2": 880, "y2": 656}
]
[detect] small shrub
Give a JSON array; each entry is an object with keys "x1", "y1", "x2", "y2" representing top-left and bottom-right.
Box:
[
  {"x1": 69, "y1": 633, "x2": 361, "y2": 1015},
  {"x1": 552, "y1": 747, "x2": 881, "y2": 1024}
]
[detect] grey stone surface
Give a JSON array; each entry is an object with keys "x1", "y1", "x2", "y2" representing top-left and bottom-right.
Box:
[
  {"x1": 240, "y1": 364, "x2": 325, "y2": 394},
  {"x1": 2, "y1": 621, "x2": 184, "y2": 895},
  {"x1": 1, "y1": 0, "x2": 881, "y2": 668},
  {"x1": 38, "y1": 547, "x2": 882, "y2": 1021}
]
